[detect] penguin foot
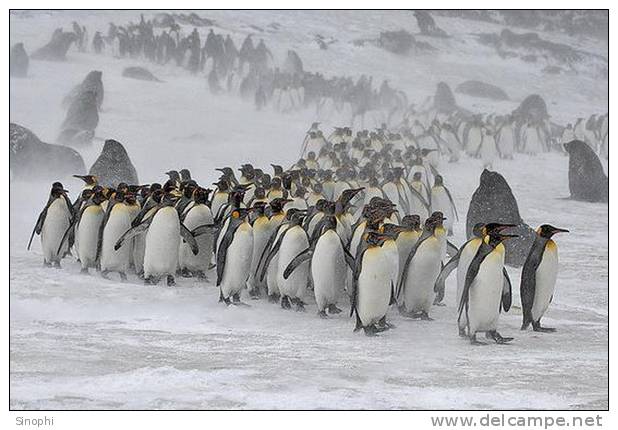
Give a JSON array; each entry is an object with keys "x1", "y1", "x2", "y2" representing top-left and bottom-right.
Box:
[
  {"x1": 53, "y1": 261, "x2": 62, "y2": 269},
  {"x1": 469, "y1": 334, "x2": 487, "y2": 345},
  {"x1": 180, "y1": 268, "x2": 193, "y2": 278},
  {"x1": 196, "y1": 271, "x2": 208, "y2": 282},
  {"x1": 433, "y1": 300, "x2": 447, "y2": 307},
  {"x1": 458, "y1": 327, "x2": 467, "y2": 338},
  {"x1": 419, "y1": 312, "x2": 433, "y2": 321},
  {"x1": 100, "y1": 270, "x2": 110, "y2": 280},
  {"x1": 293, "y1": 299, "x2": 305, "y2": 312},
  {"x1": 145, "y1": 276, "x2": 159, "y2": 285},
  {"x1": 486, "y1": 330, "x2": 513, "y2": 344},
  {"x1": 248, "y1": 289, "x2": 262, "y2": 300},
  {"x1": 281, "y1": 296, "x2": 291, "y2": 310},
  {"x1": 363, "y1": 325, "x2": 379, "y2": 337},
  {"x1": 532, "y1": 323, "x2": 556, "y2": 333},
  {"x1": 137, "y1": 271, "x2": 145, "y2": 280},
  {"x1": 166, "y1": 275, "x2": 176, "y2": 286},
  {"x1": 80, "y1": 268, "x2": 89, "y2": 274},
  {"x1": 317, "y1": 310, "x2": 328, "y2": 319},
  {"x1": 268, "y1": 294, "x2": 280, "y2": 304},
  {"x1": 377, "y1": 316, "x2": 395, "y2": 330},
  {"x1": 397, "y1": 306, "x2": 417, "y2": 318},
  {"x1": 327, "y1": 304, "x2": 342, "y2": 314},
  {"x1": 43, "y1": 261, "x2": 52, "y2": 268},
  {"x1": 119, "y1": 272, "x2": 128, "y2": 282}
]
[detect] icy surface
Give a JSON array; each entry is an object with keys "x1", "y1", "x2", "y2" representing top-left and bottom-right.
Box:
[{"x1": 10, "y1": 11, "x2": 607, "y2": 409}]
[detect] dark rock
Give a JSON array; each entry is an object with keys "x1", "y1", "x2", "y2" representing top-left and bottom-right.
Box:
[
  {"x1": 31, "y1": 28, "x2": 77, "y2": 61},
  {"x1": 58, "y1": 90, "x2": 99, "y2": 145},
  {"x1": 434, "y1": 82, "x2": 458, "y2": 114},
  {"x1": 62, "y1": 70, "x2": 104, "y2": 110},
  {"x1": 10, "y1": 123, "x2": 85, "y2": 181},
  {"x1": 455, "y1": 80, "x2": 509, "y2": 101},
  {"x1": 466, "y1": 169, "x2": 536, "y2": 267},
  {"x1": 563, "y1": 140, "x2": 608, "y2": 203},
  {"x1": 10, "y1": 43, "x2": 29, "y2": 77},
  {"x1": 89, "y1": 139, "x2": 139, "y2": 187},
  {"x1": 122, "y1": 66, "x2": 162, "y2": 82}
]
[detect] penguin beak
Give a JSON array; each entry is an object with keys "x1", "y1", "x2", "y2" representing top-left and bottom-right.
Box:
[{"x1": 552, "y1": 227, "x2": 570, "y2": 234}]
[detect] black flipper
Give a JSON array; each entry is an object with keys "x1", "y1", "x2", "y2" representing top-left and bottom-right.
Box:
[
  {"x1": 341, "y1": 239, "x2": 356, "y2": 270},
  {"x1": 114, "y1": 220, "x2": 151, "y2": 251},
  {"x1": 389, "y1": 281, "x2": 397, "y2": 305},
  {"x1": 501, "y1": 267, "x2": 512, "y2": 312},
  {"x1": 255, "y1": 223, "x2": 285, "y2": 279},
  {"x1": 520, "y1": 237, "x2": 546, "y2": 329},
  {"x1": 27, "y1": 196, "x2": 54, "y2": 250},
  {"x1": 180, "y1": 222, "x2": 199, "y2": 255},
  {"x1": 446, "y1": 240, "x2": 458, "y2": 258},
  {"x1": 349, "y1": 247, "x2": 365, "y2": 317},
  {"x1": 396, "y1": 230, "x2": 432, "y2": 300},
  {"x1": 408, "y1": 185, "x2": 430, "y2": 212},
  {"x1": 96, "y1": 200, "x2": 120, "y2": 262},
  {"x1": 283, "y1": 247, "x2": 313, "y2": 279},
  {"x1": 216, "y1": 218, "x2": 243, "y2": 286},
  {"x1": 434, "y1": 248, "x2": 461, "y2": 294},
  {"x1": 443, "y1": 186, "x2": 459, "y2": 221},
  {"x1": 258, "y1": 226, "x2": 288, "y2": 282}
]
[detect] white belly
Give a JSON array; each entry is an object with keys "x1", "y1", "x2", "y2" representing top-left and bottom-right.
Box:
[
  {"x1": 101, "y1": 206, "x2": 134, "y2": 272},
  {"x1": 312, "y1": 230, "x2": 346, "y2": 310},
  {"x1": 248, "y1": 218, "x2": 271, "y2": 287},
  {"x1": 40, "y1": 198, "x2": 71, "y2": 263},
  {"x1": 179, "y1": 204, "x2": 213, "y2": 272},
  {"x1": 220, "y1": 223, "x2": 253, "y2": 298},
  {"x1": 531, "y1": 246, "x2": 558, "y2": 322},
  {"x1": 402, "y1": 237, "x2": 442, "y2": 313},
  {"x1": 144, "y1": 207, "x2": 181, "y2": 277},
  {"x1": 77, "y1": 205, "x2": 104, "y2": 267},
  {"x1": 396, "y1": 232, "x2": 419, "y2": 286},
  {"x1": 277, "y1": 226, "x2": 309, "y2": 299},
  {"x1": 357, "y1": 248, "x2": 391, "y2": 326},
  {"x1": 467, "y1": 251, "x2": 504, "y2": 333}
]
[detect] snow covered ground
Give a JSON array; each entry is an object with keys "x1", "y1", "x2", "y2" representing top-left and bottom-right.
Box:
[{"x1": 10, "y1": 11, "x2": 608, "y2": 409}]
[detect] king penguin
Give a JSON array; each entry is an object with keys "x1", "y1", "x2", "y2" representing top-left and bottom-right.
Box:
[
  {"x1": 520, "y1": 224, "x2": 569, "y2": 332},
  {"x1": 28, "y1": 182, "x2": 74, "y2": 267}
]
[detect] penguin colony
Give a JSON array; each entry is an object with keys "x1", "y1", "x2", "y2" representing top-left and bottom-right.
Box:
[{"x1": 30, "y1": 124, "x2": 570, "y2": 344}]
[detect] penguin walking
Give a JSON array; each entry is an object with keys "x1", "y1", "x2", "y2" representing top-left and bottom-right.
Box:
[
  {"x1": 28, "y1": 182, "x2": 74, "y2": 267},
  {"x1": 458, "y1": 228, "x2": 516, "y2": 345},
  {"x1": 179, "y1": 188, "x2": 214, "y2": 280},
  {"x1": 520, "y1": 224, "x2": 569, "y2": 332},
  {"x1": 285, "y1": 215, "x2": 354, "y2": 317},
  {"x1": 430, "y1": 175, "x2": 458, "y2": 236},
  {"x1": 350, "y1": 231, "x2": 396, "y2": 336},
  {"x1": 216, "y1": 208, "x2": 254, "y2": 305},
  {"x1": 397, "y1": 212, "x2": 447, "y2": 320}
]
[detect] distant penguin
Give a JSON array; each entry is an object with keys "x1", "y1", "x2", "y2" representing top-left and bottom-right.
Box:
[
  {"x1": 216, "y1": 208, "x2": 253, "y2": 305},
  {"x1": 350, "y1": 231, "x2": 396, "y2": 336},
  {"x1": 10, "y1": 43, "x2": 29, "y2": 77},
  {"x1": 563, "y1": 140, "x2": 608, "y2": 203},
  {"x1": 397, "y1": 212, "x2": 446, "y2": 320},
  {"x1": 28, "y1": 182, "x2": 73, "y2": 267},
  {"x1": 497, "y1": 118, "x2": 515, "y2": 159},
  {"x1": 480, "y1": 129, "x2": 497, "y2": 169},
  {"x1": 520, "y1": 224, "x2": 569, "y2": 332},
  {"x1": 458, "y1": 227, "x2": 516, "y2": 345},
  {"x1": 89, "y1": 139, "x2": 139, "y2": 187},
  {"x1": 430, "y1": 175, "x2": 458, "y2": 236}
]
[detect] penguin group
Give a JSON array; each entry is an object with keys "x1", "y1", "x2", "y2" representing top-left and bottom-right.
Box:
[{"x1": 28, "y1": 123, "x2": 569, "y2": 344}]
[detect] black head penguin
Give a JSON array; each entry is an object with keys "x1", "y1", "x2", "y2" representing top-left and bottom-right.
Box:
[
  {"x1": 350, "y1": 230, "x2": 394, "y2": 336},
  {"x1": 520, "y1": 224, "x2": 569, "y2": 333},
  {"x1": 73, "y1": 174, "x2": 98, "y2": 190},
  {"x1": 458, "y1": 226, "x2": 518, "y2": 345},
  {"x1": 396, "y1": 211, "x2": 447, "y2": 320},
  {"x1": 28, "y1": 182, "x2": 73, "y2": 267},
  {"x1": 179, "y1": 169, "x2": 192, "y2": 182}
]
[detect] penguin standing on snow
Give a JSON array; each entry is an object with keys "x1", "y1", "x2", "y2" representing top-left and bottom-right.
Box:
[
  {"x1": 350, "y1": 231, "x2": 397, "y2": 336},
  {"x1": 395, "y1": 215, "x2": 422, "y2": 287},
  {"x1": 216, "y1": 207, "x2": 254, "y2": 305},
  {"x1": 284, "y1": 215, "x2": 355, "y2": 317},
  {"x1": 396, "y1": 212, "x2": 447, "y2": 320},
  {"x1": 179, "y1": 188, "x2": 214, "y2": 280},
  {"x1": 520, "y1": 224, "x2": 569, "y2": 332},
  {"x1": 115, "y1": 193, "x2": 199, "y2": 286},
  {"x1": 430, "y1": 175, "x2": 458, "y2": 236},
  {"x1": 458, "y1": 227, "x2": 517, "y2": 345},
  {"x1": 28, "y1": 182, "x2": 74, "y2": 267}
]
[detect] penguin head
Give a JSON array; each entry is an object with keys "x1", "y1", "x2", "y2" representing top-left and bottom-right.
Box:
[
  {"x1": 269, "y1": 197, "x2": 292, "y2": 214},
  {"x1": 379, "y1": 223, "x2": 403, "y2": 239},
  {"x1": 80, "y1": 189, "x2": 94, "y2": 201},
  {"x1": 286, "y1": 208, "x2": 307, "y2": 225},
  {"x1": 165, "y1": 170, "x2": 180, "y2": 181},
  {"x1": 413, "y1": 172, "x2": 423, "y2": 182},
  {"x1": 483, "y1": 223, "x2": 517, "y2": 237},
  {"x1": 401, "y1": 214, "x2": 421, "y2": 231},
  {"x1": 425, "y1": 211, "x2": 446, "y2": 232},
  {"x1": 485, "y1": 230, "x2": 518, "y2": 248},
  {"x1": 434, "y1": 175, "x2": 444, "y2": 187},
  {"x1": 363, "y1": 231, "x2": 388, "y2": 247},
  {"x1": 124, "y1": 193, "x2": 138, "y2": 206},
  {"x1": 50, "y1": 182, "x2": 69, "y2": 197},
  {"x1": 251, "y1": 201, "x2": 268, "y2": 216},
  {"x1": 73, "y1": 174, "x2": 98, "y2": 186},
  {"x1": 92, "y1": 189, "x2": 107, "y2": 205},
  {"x1": 117, "y1": 182, "x2": 129, "y2": 193},
  {"x1": 179, "y1": 168, "x2": 192, "y2": 181},
  {"x1": 192, "y1": 187, "x2": 211, "y2": 205},
  {"x1": 537, "y1": 224, "x2": 569, "y2": 238}
]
